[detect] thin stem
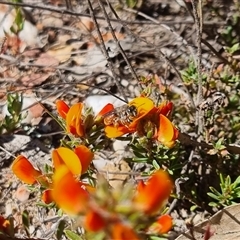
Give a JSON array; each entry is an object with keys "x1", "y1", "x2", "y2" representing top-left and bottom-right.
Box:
[
  {"x1": 87, "y1": 0, "x2": 128, "y2": 102},
  {"x1": 0, "y1": 145, "x2": 16, "y2": 158},
  {"x1": 102, "y1": 0, "x2": 139, "y2": 82},
  {"x1": 191, "y1": 0, "x2": 203, "y2": 135}
]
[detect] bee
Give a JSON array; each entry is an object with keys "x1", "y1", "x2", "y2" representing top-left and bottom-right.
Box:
[{"x1": 103, "y1": 104, "x2": 138, "y2": 127}]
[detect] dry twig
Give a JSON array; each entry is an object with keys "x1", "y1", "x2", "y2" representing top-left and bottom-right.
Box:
[
  {"x1": 191, "y1": 0, "x2": 204, "y2": 135},
  {"x1": 87, "y1": 0, "x2": 128, "y2": 102}
]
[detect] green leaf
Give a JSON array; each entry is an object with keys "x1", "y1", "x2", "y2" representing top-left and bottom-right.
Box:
[
  {"x1": 22, "y1": 210, "x2": 29, "y2": 228},
  {"x1": 10, "y1": 25, "x2": 17, "y2": 34},
  {"x1": 58, "y1": 208, "x2": 64, "y2": 217},
  {"x1": 233, "y1": 192, "x2": 240, "y2": 198},
  {"x1": 36, "y1": 201, "x2": 55, "y2": 208},
  {"x1": 133, "y1": 150, "x2": 145, "y2": 158},
  {"x1": 215, "y1": 138, "x2": 225, "y2": 150},
  {"x1": 132, "y1": 157, "x2": 149, "y2": 163},
  {"x1": 232, "y1": 122, "x2": 240, "y2": 131},
  {"x1": 22, "y1": 210, "x2": 30, "y2": 237},
  {"x1": 149, "y1": 236, "x2": 168, "y2": 240},
  {"x1": 8, "y1": 216, "x2": 15, "y2": 238},
  {"x1": 64, "y1": 230, "x2": 83, "y2": 240},
  {"x1": 207, "y1": 192, "x2": 220, "y2": 201},
  {"x1": 232, "y1": 186, "x2": 240, "y2": 192},
  {"x1": 15, "y1": 8, "x2": 24, "y2": 31},
  {"x1": 12, "y1": 94, "x2": 23, "y2": 116},
  {"x1": 209, "y1": 202, "x2": 219, "y2": 207},
  {"x1": 130, "y1": 143, "x2": 146, "y2": 153},
  {"x1": 44, "y1": 163, "x2": 53, "y2": 174},
  {"x1": 229, "y1": 43, "x2": 240, "y2": 54},
  {"x1": 126, "y1": 0, "x2": 137, "y2": 8},
  {"x1": 232, "y1": 176, "x2": 240, "y2": 187},
  {"x1": 190, "y1": 205, "x2": 198, "y2": 211},
  {"x1": 219, "y1": 173, "x2": 225, "y2": 185},
  {"x1": 209, "y1": 187, "x2": 221, "y2": 196},
  {"x1": 152, "y1": 160, "x2": 160, "y2": 170},
  {"x1": 57, "y1": 220, "x2": 66, "y2": 240},
  {"x1": 226, "y1": 175, "x2": 232, "y2": 186}
]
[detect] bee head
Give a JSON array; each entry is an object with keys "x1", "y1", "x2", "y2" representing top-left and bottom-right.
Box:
[{"x1": 128, "y1": 105, "x2": 138, "y2": 117}]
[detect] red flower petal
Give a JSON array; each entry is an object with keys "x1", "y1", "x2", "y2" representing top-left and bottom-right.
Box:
[
  {"x1": 11, "y1": 155, "x2": 42, "y2": 184},
  {"x1": 74, "y1": 145, "x2": 94, "y2": 174},
  {"x1": 148, "y1": 215, "x2": 172, "y2": 234},
  {"x1": 111, "y1": 223, "x2": 140, "y2": 240},
  {"x1": 96, "y1": 103, "x2": 114, "y2": 120},
  {"x1": 41, "y1": 189, "x2": 53, "y2": 204},
  {"x1": 51, "y1": 166, "x2": 89, "y2": 214},
  {"x1": 84, "y1": 210, "x2": 106, "y2": 232},
  {"x1": 0, "y1": 215, "x2": 11, "y2": 235},
  {"x1": 134, "y1": 170, "x2": 173, "y2": 215},
  {"x1": 137, "y1": 180, "x2": 146, "y2": 192},
  {"x1": 56, "y1": 100, "x2": 70, "y2": 119},
  {"x1": 105, "y1": 125, "x2": 134, "y2": 138},
  {"x1": 157, "y1": 101, "x2": 173, "y2": 116},
  {"x1": 157, "y1": 114, "x2": 178, "y2": 148},
  {"x1": 66, "y1": 103, "x2": 84, "y2": 137}
]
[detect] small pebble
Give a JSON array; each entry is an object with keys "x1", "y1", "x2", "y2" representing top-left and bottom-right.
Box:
[{"x1": 14, "y1": 185, "x2": 30, "y2": 202}]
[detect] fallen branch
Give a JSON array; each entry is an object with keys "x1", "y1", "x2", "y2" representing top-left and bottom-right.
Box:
[{"x1": 178, "y1": 132, "x2": 240, "y2": 155}]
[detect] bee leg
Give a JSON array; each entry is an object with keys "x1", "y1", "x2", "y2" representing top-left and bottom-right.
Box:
[{"x1": 113, "y1": 120, "x2": 119, "y2": 128}]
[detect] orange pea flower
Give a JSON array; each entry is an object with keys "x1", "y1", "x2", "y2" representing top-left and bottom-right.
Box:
[
  {"x1": 52, "y1": 145, "x2": 93, "y2": 175},
  {"x1": 12, "y1": 155, "x2": 52, "y2": 204},
  {"x1": 84, "y1": 210, "x2": 106, "y2": 232},
  {"x1": 11, "y1": 155, "x2": 42, "y2": 184},
  {"x1": 104, "y1": 97, "x2": 154, "y2": 138},
  {"x1": 146, "y1": 101, "x2": 178, "y2": 147},
  {"x1": 52, "y1": 147, "x2": 82, "y2": 175},
  {"x1": 111, "y1": 223, "x2": 140, "y2": 240},
  {"x1": 0, "y1": 215, "x2": 11, "y2": 235},
  {"x1": 100, "y1": 97, "x2": 178, "y2": 147},
  {"x1": 51, "y1": 165, "x2": 90, "y2": 214},
  {"x1": 56, "y1": 100, "x2": 70, "y2": 119},
  {"x1": 148, "y1": 215, "x2": 173, "y2": 234},
  {"x1": 66, "y1": 102, "x2": 85, "y2": 137},
  {"x1": 134, "y1": 170, "x2": 173, "y2": 215}
]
